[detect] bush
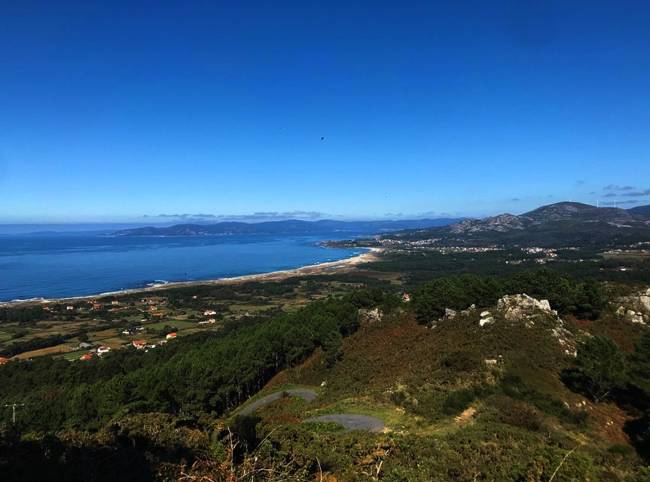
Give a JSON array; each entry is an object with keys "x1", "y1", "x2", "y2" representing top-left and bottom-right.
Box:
[
  {"x1": 501, "y1": 375, "x2": 587, "y2": 426},
  {"x1": 562, "y1": 336, "x2": 627, "y2": 402},
  {"x1": 442, "y1": 388, "x2": 477, "y2": 415},
  {"x1": 230, "y1": 415, "x2": 261, "y2": 452},
  {"x1": 491, "y1": 396, "x2": 545, "y2": 432}
]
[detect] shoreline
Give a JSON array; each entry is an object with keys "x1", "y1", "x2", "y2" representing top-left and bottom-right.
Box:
[{"x1": 0, "y1": 248, "x2": 383, "y2": 307}]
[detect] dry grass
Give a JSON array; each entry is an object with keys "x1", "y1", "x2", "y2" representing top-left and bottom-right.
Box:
[
  {"x1": 15, "y1": 343, "x2": 74, "y2": 359},
  {"x1": 172, "y1": 430, "x2": 310, "y2": 482}
]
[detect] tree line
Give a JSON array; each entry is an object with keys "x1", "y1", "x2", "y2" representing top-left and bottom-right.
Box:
[
  {"x1": 0, "y1": 288, "x2": 396, "y2": 432},
  {"x1": 411, "y1": 269, "x2": 607, "y2": 323}
]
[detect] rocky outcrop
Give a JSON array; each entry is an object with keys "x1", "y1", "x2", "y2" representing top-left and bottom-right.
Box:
[
  {"x1": 615, "y1": 288, "x2": 650, "y2": 325},
  {"x1": 359, "y1": 307, "x2": 383, "y2": 325},
  {"x1": 497, "y1": 294, "x2": 556, "y2": 327},
  {"x1": 484, "y1": 293, "x2": 576, "y2": 356}
]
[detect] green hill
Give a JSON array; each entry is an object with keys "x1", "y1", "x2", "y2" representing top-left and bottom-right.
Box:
[{"x1": 2, "y1": 270, "x2": 650, "y2": 481}]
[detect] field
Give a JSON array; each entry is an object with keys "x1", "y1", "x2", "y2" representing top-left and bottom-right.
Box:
[{"x1": 0, "y1": 279, "x2": 377, "y2": 361}]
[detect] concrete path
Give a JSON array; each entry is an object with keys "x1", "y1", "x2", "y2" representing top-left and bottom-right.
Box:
[
  {"x1": 238, "y1": 388, "x2": 318, "y2": 416},
  {"x1": 304, "y1": 414, "x2": 385, "y2": 432}
]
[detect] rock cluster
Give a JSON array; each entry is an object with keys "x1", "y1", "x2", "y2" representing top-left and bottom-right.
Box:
[
  {"x1": 615, "y1": 288, "x2": 650, "y2": 325},
  {"x1": 497, "y1": 294, "x2": 556, "y2": 326},
  {"x1": 479, "y1": 310, "x2": 495, "y2": 327},
  {"x1": 358, "y1": 307, "x2": 383, "y2": 325},
  {"x1": 490, "y1": 293, "x2": 576, "y2": 356}
]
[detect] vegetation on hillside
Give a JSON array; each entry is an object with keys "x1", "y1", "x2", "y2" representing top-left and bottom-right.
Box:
[{"x1": 2, "y1": 260, "x2": 650, "y2": 480}]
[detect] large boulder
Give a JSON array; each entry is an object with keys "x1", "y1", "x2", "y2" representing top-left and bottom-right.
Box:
[
  {"x1": 640, "y1": 292, "x2": 650, "y2": 313},
  {"x1": 479, "y1": 312, "x2": 495, "y2": 327}
]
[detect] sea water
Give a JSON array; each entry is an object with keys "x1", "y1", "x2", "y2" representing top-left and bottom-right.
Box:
[{"x1": 0, "y1": 232, "x2": 364, "y2": 301}]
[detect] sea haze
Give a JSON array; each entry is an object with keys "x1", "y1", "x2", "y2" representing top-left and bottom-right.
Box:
[{"x1": 0, "y1": 232, "x2": 365, "y2": 302}]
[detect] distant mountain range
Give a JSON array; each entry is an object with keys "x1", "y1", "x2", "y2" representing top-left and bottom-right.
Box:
[
  {"x1": 114, "y1": 202, "x2": 650, "y2": 247},
  {"x1": 385, "y1": 202, "x2": 650, "y2": 247},
  {"x1": 113, "y1": 218, "x2": 462, "y2": 237}
]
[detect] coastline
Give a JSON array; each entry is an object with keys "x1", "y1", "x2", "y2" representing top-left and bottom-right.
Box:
[{"x1": 0, "y1": 247, "x2": 383, "y2": 307}]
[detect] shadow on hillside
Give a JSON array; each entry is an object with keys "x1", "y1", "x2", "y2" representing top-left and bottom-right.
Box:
[{"x1": 0, "y1": 435, "x2": 156, "y2": 482}]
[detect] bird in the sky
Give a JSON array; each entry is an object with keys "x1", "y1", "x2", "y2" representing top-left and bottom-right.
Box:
[{"x1": 320, "y1": 136, "x2": 325, "y2": 141}]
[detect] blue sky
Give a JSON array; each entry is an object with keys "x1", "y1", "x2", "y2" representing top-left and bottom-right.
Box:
[{"x1": 1, "y1": 1, "x2": 649, "y2": 223}]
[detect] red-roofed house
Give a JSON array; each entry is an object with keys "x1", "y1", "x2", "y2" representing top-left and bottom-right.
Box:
[
  {"x1": 79, "y1": 353, "x2": 93, "y2": 361},
  {"x1": 132, "y1": 340, "x2": 147, "y2": 350},
  {"x1": 165, "y1": 332, "x2": 177, "y2": 340}
]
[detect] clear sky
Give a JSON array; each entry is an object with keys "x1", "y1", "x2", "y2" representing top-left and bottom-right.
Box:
[{"x1": 1, "y1": 1, "x2": 649, "y2": 223}]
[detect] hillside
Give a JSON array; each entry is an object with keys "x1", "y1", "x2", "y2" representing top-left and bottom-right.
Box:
[
  {"x1": 629, "y1": 205, "x2": 650, "y2": 217},
  {"x1": 251, "y1": 294, "x2": 646, "y2": 480},
  {"x1": 2, "y1": 269, "x2": 650, "y2": 481},
  {"x1": 385, "y1": 202, "x2": 650, "y2": 247},
  {"x1": 114, "y1": 218, "x2": 461, "y2": 236}
]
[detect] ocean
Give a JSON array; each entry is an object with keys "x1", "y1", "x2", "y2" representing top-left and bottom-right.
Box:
[{"x1": 0, "y1": 232, "x2": 365, "y2": 302}]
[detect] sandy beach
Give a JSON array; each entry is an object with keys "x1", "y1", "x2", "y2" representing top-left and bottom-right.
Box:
[{"x1": 0, "y1": 248, "x2": 383, "y2": 307}]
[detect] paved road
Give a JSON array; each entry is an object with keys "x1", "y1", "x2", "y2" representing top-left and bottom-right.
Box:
[
  {"x1": 238, "y1": 388, "x2": 318, "y2": 416},
  {"x1": 304, "y1": 414, "x2": 385, "y2": 432}
]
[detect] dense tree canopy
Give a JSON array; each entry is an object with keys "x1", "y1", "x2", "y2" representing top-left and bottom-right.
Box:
[{"x1": 412, "y1": 270, "x2": 608, "y2": 323}]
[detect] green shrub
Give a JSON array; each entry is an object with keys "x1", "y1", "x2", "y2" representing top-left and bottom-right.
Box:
[
  {"x1": 562, "y1": 336, "x2": 627, "y2": 402},
  {"x1": 491, "y1": 396, "x2": 545, "y2": 432},
  {"x1": 442, "y1": 388, "x2": 476, "y2": 415},
  {"x1": 502, "y1": 374, "x2": 587, "y2": 426}
]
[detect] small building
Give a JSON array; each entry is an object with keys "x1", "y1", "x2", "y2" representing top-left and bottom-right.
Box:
[
  {"x1": 203, "y1": 310, "x2": 217, "y2": 316},
  {"x1": 166, "y1": 332, "x2": 177, "y2": 340},
  {"x1": 402, "y1": 293, "x2": 411, "y2": 303},
  {"x1": 0, "y1": 356, "x2": 10, "y2": 366},
  {"x1": 198, "y1": 318, "x2": 216, "y2": 325},
  {"x1": 132, "y1": 340, "x2": 147, "y2": 350},
  {"x1": 97, "y1": 346, "x2": 111, "y2": 356},
  {"x1": 91, "y1": 302, "x2": 102, "y2": 310},
  {"x1": 66, "y1": 305, "x2": 75, "y2": 311},
  {"x1": 79, "y1": 353, "x2": 94, "y2": 361},
  {"x1": 78, "y1": 342, "x2": 93, "y2": 350},
  {"x1": 111, "y1": 300, "x2": 120, "y2": 306}
]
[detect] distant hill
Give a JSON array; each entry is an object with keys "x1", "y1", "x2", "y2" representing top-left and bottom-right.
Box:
[
  {"x1": 114, "y1": 218, "x2": 462, "y2": 237},
  {"x1": 385, "y1": 202, "x2": 650, "y2": 247},
  {"x1": 628, "y1": 204, "x2": 650, "y2": 217}
]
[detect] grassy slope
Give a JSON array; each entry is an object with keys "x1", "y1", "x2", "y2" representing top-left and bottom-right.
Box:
[{"x1": 242, "y1": 306, "x2": 648, "y2": 481}]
